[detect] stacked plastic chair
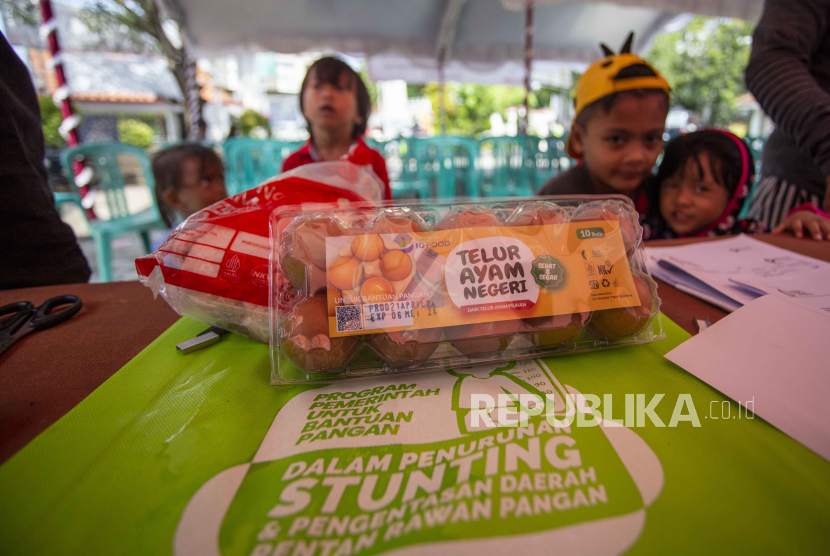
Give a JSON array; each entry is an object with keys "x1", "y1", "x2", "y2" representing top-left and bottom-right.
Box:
[
  {"x1": 739, "y1": 135, "x2": 767, "y2": 219},
  {"x1": 372, "y1": 137, "x2": 431, "y2": 199},
  {"x1": 476, "y1": 136, "x2": 538, "y2": 197},
  {"x1": 412, "y1": 136, "x2": 480, "y2": 198},
  {"x1": 60, "y1": 142, "x2": 167, "y2": 282},
  {"x1": 223, "y1": 138, "x2": 304, "y2": 195}
]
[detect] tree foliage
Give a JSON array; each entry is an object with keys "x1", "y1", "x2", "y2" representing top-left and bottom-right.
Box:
[
  {"x1": 39, "y1": 96, "x2": 66, "y2": 148},
  {"x1": 77, "y1": 3, "x2": 159, "y2": 55},
  {"x1": 118, "y1": 118, "x2": 155, "y2": 148},
  {"x1": 0, "y1": 0, "x2": 39, "y2": 26},
  {"x1": 358, "y1": 62, "x2": 377, "y2": 109},
  {"x1": 647, "y1": 16, "x2": 754, "y2": 127},
  {"x1": 79, "y1": 0, "x2": 201, "y2": 137},
  {"x1": 238, "y1": 109, "x2": 271, "y2": 138},
  {"x1": 419, "y1": 83, "x2": 551, "y2": 136}
]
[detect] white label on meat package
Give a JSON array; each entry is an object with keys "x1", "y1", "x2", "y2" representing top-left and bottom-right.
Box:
[
  {"x1": 177, "y1": 224, "x2": 236, "y2": 249},
  {"x1": 229, "y1": 231, "x2": 269, "y2": 259},
  {"x1": 161, "y1": 239, "x2": 224, "y2": 264},
  {"x1": 161, "y1": 239, "x2": 192, "y2": 256},
  {"x1": 182, "y1": 258, "x2": 220, "y2": 278},
  {"x1": 186, "y1": 243, "x2": 225, "y2": 264},
  {"x1": 161, "y1": 252, "x2": 186, "y2": 270}
]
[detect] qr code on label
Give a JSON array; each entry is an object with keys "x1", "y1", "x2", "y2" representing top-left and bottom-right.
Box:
[{"x1": 335, "y1": 305, "x2": 363, "y2": 332}]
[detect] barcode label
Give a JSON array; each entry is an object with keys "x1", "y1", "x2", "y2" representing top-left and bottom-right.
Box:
[{"x1": 335, "y1": 305, "x2": 363, "y2": 332}]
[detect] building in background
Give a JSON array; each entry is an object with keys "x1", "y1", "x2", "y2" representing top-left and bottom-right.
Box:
[{"x1": 1, "y1": 1, "x2": 239, "y2": 144}]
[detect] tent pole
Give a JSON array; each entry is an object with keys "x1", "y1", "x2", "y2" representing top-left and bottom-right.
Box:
[
  {"x1": 439, "y1": 61, "x2": 446, "y2": 134},
  {"x1": 521, "y1": 1, "x2": 534, "y2": 136},
  {"x1": 39, "y1": 0, "x2": 95, "y2": 219},
  {"x1": 435, "y1": 0, "x2": 466, "y2": 135}
]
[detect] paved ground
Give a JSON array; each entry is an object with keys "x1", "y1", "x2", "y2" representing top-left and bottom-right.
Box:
[{"x1": 58, "y1": 184, "x2": 169, "y2": 283}]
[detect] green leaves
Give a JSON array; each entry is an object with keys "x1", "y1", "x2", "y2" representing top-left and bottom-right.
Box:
[
  {"x1": 238, "y1": 109, "x2": 272, "y2": 138},
  {"x1": 118, "y1": 118, "x2": 155, "y2": 148},
  {"x1": 647, "y1": 16, "x2": 754, "y2": 127},
  {"x1": 39, "y1": 96, "x2": 66, "y2": 149}
]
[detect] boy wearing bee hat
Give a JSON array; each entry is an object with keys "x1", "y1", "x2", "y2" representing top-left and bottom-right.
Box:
[{"x1": 538, "y1": 33, "x2": 671, "y2": 202}]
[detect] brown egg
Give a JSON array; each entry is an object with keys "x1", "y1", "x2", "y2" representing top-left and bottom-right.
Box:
[
  {"x1": 326, "y1": 286, "x2": 341, "y2": 316},
  {"x1": 572, "y1": 200, "x2": 641, "y2": 257},
  {"x1": 281, "y1": 255, "x2": 328, "y2": 294},
  {"x1": 436, "y1": 207, "x2": 502, "y2": 229},
  {"x1": 280, "y1": 215, "x2": 344, "y2": 289},
  {"x1": 281, "y1": 252, "x2": 308, "y2": 289},
  {"x1": 351, "y1": 234, "x2": 385, "y2": 261},
  {"x1": 328, "y1": 256, "x2": 363, "y2": 291},
  {"x1": 449, "y1": 319, "x2": 520, "y2": 355},
  {"x1": 281, "y1": 296, "x2": 359, "y2": 371},
  {"x1": 370, "y1": 327, "x2": 442, "y2": 364},
  {"x1": 380, "y1": 250, "x2": 413, "y2": 281},
  {"x1": 360, "y1": 276, "x2": 394, "y2": 303},
  {"x1": 521, "y1": 312, "x2": 589, "y2": 347},
  {"x1": 372, "y1": 213, "x2": 427, "y2": 234},
  {"x1": 510, "y1": 203, "x2": 570, "y2": 227},
  {"x1": 589, "y1": 272, "x2": 657, "y2": 339},
  {"x1": 343, "y1": 208, "x2": 378, "y2": 229},
  {"x1": 288, "y1": 215, "x2": 344, "y2": 269}
]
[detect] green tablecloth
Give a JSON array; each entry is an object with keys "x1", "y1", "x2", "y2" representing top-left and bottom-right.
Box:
[{"x1": 1, "y1": 316, "x2": 827, "y2": 555}]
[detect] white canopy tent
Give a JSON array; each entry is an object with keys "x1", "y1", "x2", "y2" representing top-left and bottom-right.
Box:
[
  {"x1": 160, "y1": 0, "x2": 763, "y2": 133},
  {"x1": 164, "y1": 0, "x2": 763, "y2": 83}
]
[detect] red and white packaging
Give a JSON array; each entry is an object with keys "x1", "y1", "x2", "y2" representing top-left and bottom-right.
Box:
[{"x1": 135, "y1": 162, "x2": 383, "y2": 342}]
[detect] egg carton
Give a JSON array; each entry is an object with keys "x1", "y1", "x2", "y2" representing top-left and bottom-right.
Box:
[{"x1": 270, "y1": 195, "x2": 665, "y2": 384}]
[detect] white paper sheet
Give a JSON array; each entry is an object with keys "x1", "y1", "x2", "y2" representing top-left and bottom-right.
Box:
[
  {"x1": 647, "y1": 235, "x2": 830, "y2": 318},
  {"x1": 665, "y1": 295, "x2": 830, "y2": 462}
]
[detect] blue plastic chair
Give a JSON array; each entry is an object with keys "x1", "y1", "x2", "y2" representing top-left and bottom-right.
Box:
[
  {"x1": 223, "y1": 138, "x2": 302, "y2": 195},
  {"x1": 413, "y1": 136, "x2": 480, "y2": 198},
  {"x1": 532, "y1": 135, "x2": 573, "y2": 190},
  {"x1": 738, "y1": 136, "x2": 767, "y2": 219},
  {"x1": 61, "y1": 142, "x2": 167, "y2": 283},
  {"x1": 477, "y1": 136, "x2": 537, "y2": 197},
  {"x1": 376, "y1": 137, "x2": 431, "y2": 199},
  {"x1": 53, "y1": 191, "x2": 84, "y2": 212}
]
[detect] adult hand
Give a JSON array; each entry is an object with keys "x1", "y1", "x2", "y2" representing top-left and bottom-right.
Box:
[{"x1": 773, "y1": 210, "x2": 830, "y2": 240}]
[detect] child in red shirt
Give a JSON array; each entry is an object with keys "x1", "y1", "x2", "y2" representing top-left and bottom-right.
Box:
[{"x1": 283, "y1": 57, "x2": 391, "y2": 200}]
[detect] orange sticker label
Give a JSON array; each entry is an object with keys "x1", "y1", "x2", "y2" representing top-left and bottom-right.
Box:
[{"x1": 325, "y1": 221, "x2": 640, "y2": 337}]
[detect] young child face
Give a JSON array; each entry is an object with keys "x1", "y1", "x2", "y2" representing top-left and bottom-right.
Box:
[
  {"x1": 301, "y1": 69, "x2": 361, "y2": 136},
  {"x1": 165, "y1": 155, "x2": 227, "y2": 218},
  {"x1": 659, "y1": 151, "x2": 731, "y2": 236},
  {"x1": 571, "y1": 93, "x2": 667, "y2": 194}
]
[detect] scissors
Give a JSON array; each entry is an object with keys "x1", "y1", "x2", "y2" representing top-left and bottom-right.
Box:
[{"x1": 0, "y1": 295, "x2": 83, "y2": 358}]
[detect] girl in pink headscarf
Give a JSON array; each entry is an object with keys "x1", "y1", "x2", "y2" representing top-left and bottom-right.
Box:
[{"x1": 641, "y1": 130, "x2": 830, "y2": 240}]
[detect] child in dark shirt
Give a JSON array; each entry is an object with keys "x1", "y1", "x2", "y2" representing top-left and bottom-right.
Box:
[
  {"x1": 537, "y1": 33, "x2": 669, "y2": 207},
  {"x1": 282, "y1": 56, "x2": 391, "y2": 199}
]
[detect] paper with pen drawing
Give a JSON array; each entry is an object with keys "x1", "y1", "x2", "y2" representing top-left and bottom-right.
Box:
[
  {"x1": 728, "y1": 272, "x2": 830, "y2": 318},
  {"x1": 666, "y1": 295, "x2": 830, "y2": 463},
  {"x1": 647, "y1": 234, "x2": 830, "y2": 318}
]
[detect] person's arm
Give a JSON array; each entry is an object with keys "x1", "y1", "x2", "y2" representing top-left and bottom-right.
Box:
[
  {"x1": 745, "y1": 0, "x2": 830, "y2": 186},
  {"x1": 773, "y1": 202, "x2": 830, "y2": 240}
]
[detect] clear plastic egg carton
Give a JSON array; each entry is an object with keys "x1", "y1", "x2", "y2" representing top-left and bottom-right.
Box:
[{"x1": 270, "y1": 195, "x2": 665, "y2": 384}]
